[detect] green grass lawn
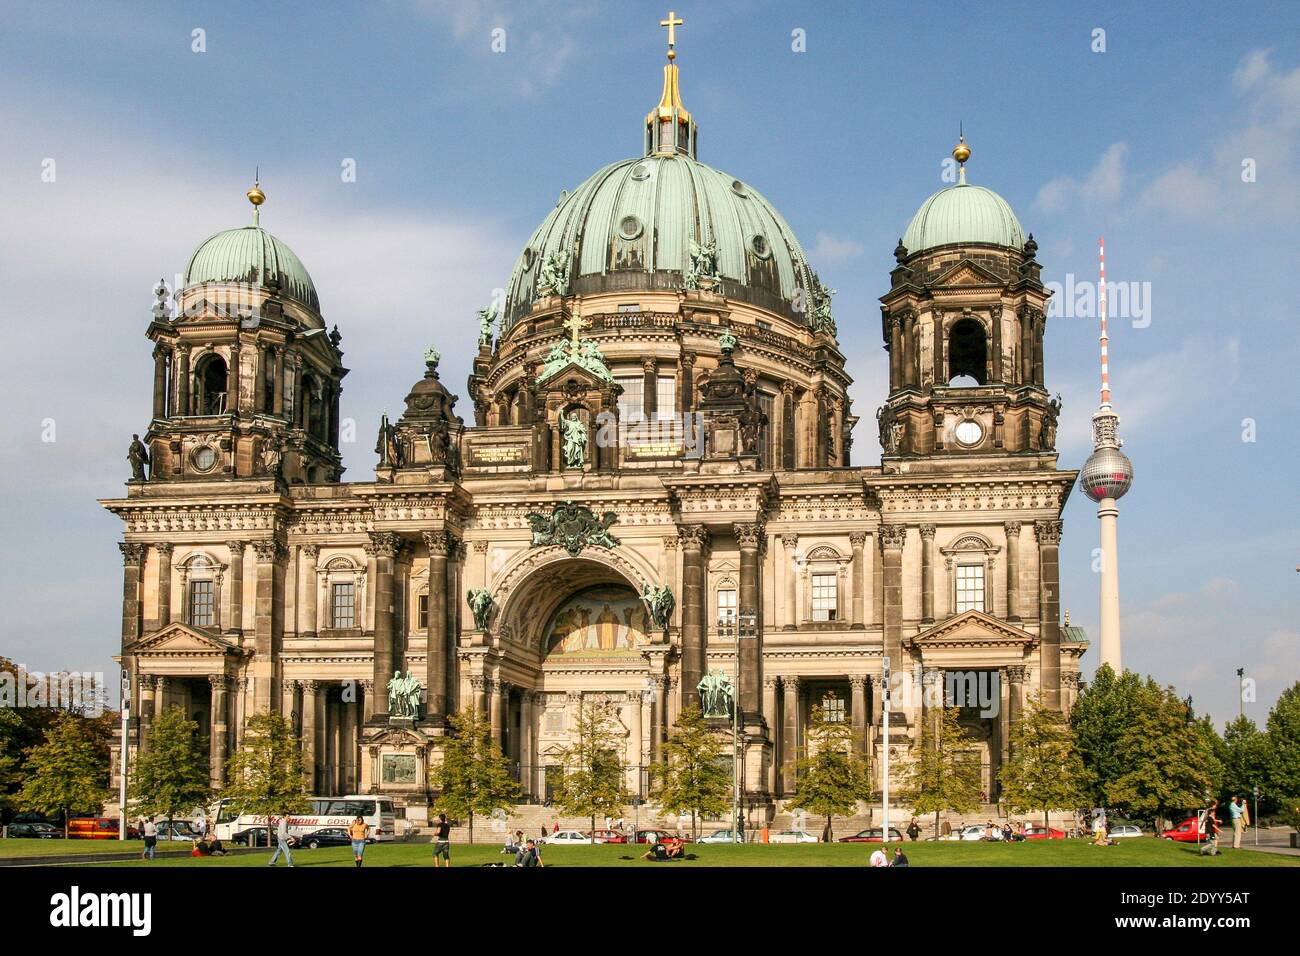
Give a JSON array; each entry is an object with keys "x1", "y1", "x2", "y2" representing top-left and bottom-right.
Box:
[
  {"x1": 63, "y1": 839, "x2": 1298, "y2": 868},
  {"x1": 0, "y1": 839, "x2": 192, "y2": 859}
]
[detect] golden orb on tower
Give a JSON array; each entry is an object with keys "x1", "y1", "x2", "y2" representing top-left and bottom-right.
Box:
[
  {"x1": 952, "y1": 135, "x2": 971, "y2": 165},
  {"x1": 247, "y1": 182, "x2": 266, "y2": 207}
]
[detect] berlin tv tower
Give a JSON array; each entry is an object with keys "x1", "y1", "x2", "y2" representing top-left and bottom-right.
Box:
[{"x1": 1081, "y1": 238, "x2": 1134, "y2": 673}]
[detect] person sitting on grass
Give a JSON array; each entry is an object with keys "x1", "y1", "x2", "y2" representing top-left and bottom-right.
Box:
[
  {"x1": 890, "y1": 847, "x2": 910, "y2": 867},
  {"x1": 515, "y1": 839, "x2": 543, "y2": 867},
  {"x1": 642, "y1": 836, "x2": 686, "y2": 861},
  {"x1": 200, "y1": 834, "x2": 228, "y2": 856}
]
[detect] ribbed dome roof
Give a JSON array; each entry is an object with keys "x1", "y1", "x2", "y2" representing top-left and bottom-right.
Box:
[
  {"x1": 501, "y1": 153, "x2": 817, "y2": 330},
  {"x1": 902, "y1": 181, "x2": 1025, "y2": 255},
  {"x1": 184, "y1": 225, "x2": 319, "y2": 312}
]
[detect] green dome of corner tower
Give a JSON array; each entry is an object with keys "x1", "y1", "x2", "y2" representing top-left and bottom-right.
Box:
[
  {"x1": 901, "y1": 138, "x2": 1025, "y2": 255},
  {"x1": 182, "y1": 182, "x2": 320, "y2": 312}
]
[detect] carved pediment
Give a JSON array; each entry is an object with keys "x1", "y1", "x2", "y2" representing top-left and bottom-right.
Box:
[
  {"x1": 131, "y1": 623, "x2": 245, "y2": 656},
  {"x1": 931, "y1": 258, "x2": 1004, "y2": 289},
  {"x1": 537, "y1": 362, "x2": 611, "y2": 392},
  {"x1": 909, "y1": 610, "x2": 1037, "y2": 649}
]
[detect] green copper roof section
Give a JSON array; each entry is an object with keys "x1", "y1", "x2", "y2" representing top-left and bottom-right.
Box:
[
  {"x1": 901, "y1": 182, "x2": 1025, "y2": 255},
  {"x1": 1062, "y1": 624, "x2": 1090, "y2": 646},
  {"x1": 501, "y1": 153, "x2": 814, "y2": 329},
  {"x1": 183, "y1": 225, "x2": 320, "y2": 312}
]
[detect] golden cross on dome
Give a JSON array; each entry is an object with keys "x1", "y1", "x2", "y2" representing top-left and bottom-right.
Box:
[
  {"x1": 563, "y1": 309, "x2": 588, "y2": 345},
  {"x1": 660, "y1": 10, "x2": 683, "y2": 60}
]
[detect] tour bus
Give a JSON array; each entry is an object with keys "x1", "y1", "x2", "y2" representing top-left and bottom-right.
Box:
[{"x1": 213, "y1": 795, "x2": 397, "y2": 843}]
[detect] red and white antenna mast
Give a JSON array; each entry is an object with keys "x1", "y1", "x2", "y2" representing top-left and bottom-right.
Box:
[{"x1": 1098, "y1": 237, "x2": 1110, "y2": 409}]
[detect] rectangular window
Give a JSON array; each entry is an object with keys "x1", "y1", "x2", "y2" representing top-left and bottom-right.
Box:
[
  {"x1": 821, "y1": 692, "x2": 846, "y2": 723},
  {"x1": 655, "y1": 376, "x2": 676, "y2": 420},
  {"x1": 617, "y1": 303, "x2": 641, "y2": 313},
  {"x1": 331, "y1": 581, "x2": 356, "y2": 629},
  {"x1": 716, "y1": 588, "x2": 737, "y2": 627},
  {"x1": 757, "y1": 390, "x2": 775, "y2": 469},
  {"x1": 417, "y1": 594, "x2": 428, "y2": 630},
  {"x1": 189, "y1": 580, "x2": 214, "y2": 627},
  {"x1": 811, "y1": 572, "x2": 838, "y2": 621},
  {"x1": 615, "y1": 375, "x2": 644, "y2": 422},
  {"x1": 956, "y1": 564, "x2": 985, "y2": 613}
]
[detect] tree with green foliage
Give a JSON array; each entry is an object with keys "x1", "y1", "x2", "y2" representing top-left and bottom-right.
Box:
[
  {"x1": 17, "y1": 712, "x2": 108, "y2": 836},
  {"x1": 1218, "y1": 714, "x2": 1271, "y2": 812},
  {"x1": 0, "y1": 707, "x2": 24, "y2": 813},
  {"x1": 789, "y1": 705, "x2": 872, "y2": 842},
  {"x1": 1265, "y1": 681, "x2": 1300, "y2": 806},
  {"x1": 430, "y1": 707, "x2": 517, "y2": 843},
  {"x1": 223, "y1": 712, "x2": 308, "y2": 845},
  {"x1": 1000, "y1": 695, "x2": 1091, "y2": 829},
  {"x1": 1069, "y1": 664, "x2": 1145, "y2": 807},
  {"x1": 903, "y1": 705, "x2": 982, "y2": 836},
  {"x1": 554, "y1": 698, "x2": 630, "y2": 837},
  {"x1": 650, "y1": 706, "x2": 730, "y2": 839},
  {"x1": 129, "y1": 707, "x2": 212, "y2": 833},
  {"x1": 1105, "y1": 680, "x2": 1218, "y2": 830}
]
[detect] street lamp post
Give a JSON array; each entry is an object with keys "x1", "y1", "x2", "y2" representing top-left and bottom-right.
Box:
[
  {"x1": 733, "y1": 607, "x2": 756, "y2": 844},
  {"x1": 118, "y1": 668, "x2": 130, "y2": 840}
]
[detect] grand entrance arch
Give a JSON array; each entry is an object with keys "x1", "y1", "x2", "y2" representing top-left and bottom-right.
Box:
[{"x1": 485, "y1": 547, "x2": 673, "y2": 802}]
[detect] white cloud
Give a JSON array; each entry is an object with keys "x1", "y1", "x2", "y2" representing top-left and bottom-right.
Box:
[
  {"x1": 808, "y1": 231, "x2": 865, "y2": 264},
  {"x1": 1233, "y1": 48, "x2": 1272, "y2": 91},
  {"x1": 1031, "y1": 142, "x2": 1127, "y2": 213}
]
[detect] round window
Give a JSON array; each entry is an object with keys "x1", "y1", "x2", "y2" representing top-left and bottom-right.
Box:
[
  {"x1": 630, "y1": 164, "x2": 651, "y2": 181},
  {"x1": 618, "y1": 215, "x2": 643, "y2": 241},
  {"x1": 522, "y1": 247, "x2": 535, "y2": 270},
  {"x1": 750, "y1": 234, "x2": 770, "y2": 259},
  {"x1": 954, "y1": 420, "x2": 984, "y2": 446},
  {"x1": 192, "y1": 446, "x2": 217, "y2": 471},
  {"x1": 731, "y1": 179, "x2": 747, "y2": 196}
]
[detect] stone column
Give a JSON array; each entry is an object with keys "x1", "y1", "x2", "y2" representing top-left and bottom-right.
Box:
[
  {"x1": 253, "y1": 344, "x2": 266, "y2": 413},
  {"x1": 628, "y1": 692, "x2": 643, "y2": 798},
  {"x1": 920, "y1": 524, "x2": 936, "y2": 624},
  {"x1": 225, "y1": 541, "x2": 245, "y2": 635},
  {"x1": 887, "y1": 315, "x2": 902, "y2": 391},
  {"x1": 234, "y1": 677, "x2": 249, "y2": 749},
  {"x1": 762, "y1": 676, "x2": 779, "y2": 795},
  {"x1": 491, "y1": 680, "x2": 507, "y2": 749},
  {"x1": 175, "y1": 345, "x2": 191, "y2": 416},
  {"x1": 678, "y1": 525, "x2": 709, "y2": 710},
  {"x1": 300, "y1": 680, "x2": 319, "y2": 791},
  {"x1": 849, "y1": 531, "x2": 867, "y2": 629},
  {"x1": 850, "y1": 675, "x2": 868, "y2": 756},
  {"x1": 138, "y1": 675, "x2": 156, "y2": 753},
  {"x1": 780, "y1": 533, "x2": 798, "y2": 630},
  {"x1": 931, "y1": 309, "x2": 944, "y2": 385},
  {"x1": 119, "y1": 544, "x2": 144, "y2": 648},
  {"x1": 681, "y1": 352, "x2": 695, "y2": 413},
  {"x1": 471, "y1": 676, "x2": 488, "y2": 717},
  {"x1": 781, "y1": 677, "x2": 799, "y2": 795},
  {"x1": 642, "y1": 356, "x2": 657, "y2": 419},
  {"x1": 780, "y1": 381, "x2": 796, "y2": 470},
  {"x1": 1035, "y1": 521, "x2": 1063, "y2": 709},
  {"x1": 209, "y1": 675, "x2": 229, "y2": 787},
  {"x1": 1005, "y1": 664, "x2": 1027, "y2": 762},
  {"x1": 367, "y1": 532, "x2": 400, "y2": 716},
  {"x1": 281, "y1": 680, "x2": 298, "y2": 728},
  {"x1": 251, "y1": 539, "x2": 284, "y2": 713},
  {"x1": 152, "y1": 345, "x2": 169, "y2": 419},
  {"x1": 360, "y1": 680, "x2": 374, "y2": 723},
  {"x1": 273, "y1": 348, "x2": 286, "y2": 417},
  {"x1": 1004, "y1": 521, "x2": 1021, "y2": 622},
  {"x1": 872, "y1": 531, "x2": 883, "y2": 627},
  {"x1": 650, "y1": 677, "x2": 666, "y2": 766},
  {"x1": 1033, "y1": 315, "x2": 1045, "y2": 387},
  {"x1": 422, "y1": 531, "x2": 450, "y2": 720},
  {"x1": 155, "y1": 543, "x2": 174, "y2": 629},
  {"x1": 300, "y1": 544, "x2": 319, "y2": 636},
  {"x1": 1020, "y1": 309, "x2": 1034, "y2": 385},
  {"x1": 735, "y1": 522, "x2": 763, "y2": 717},
  {"x1": 880, "y1": 525, "x2": 907, "y2": 670},
  {"x1": 226, "y1": 341, "x2": 240, "y2": 415},
  {"x1": 990, "y1": 305, "x2": 1003, "y2": 383},
  {"x1": 153, "y1": 677, "x2": 168, "y2": 722}
]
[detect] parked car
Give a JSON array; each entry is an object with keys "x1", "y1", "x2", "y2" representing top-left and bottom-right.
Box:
[
  {"x1": 1109, "y1": 824, "x2": 1146, "y2": 839},
  {"x1": 542, "y1": 829, "x2": 596, "y2": 845},
  {"x1": 589, "y1": 829, "x2": 627, "y2": 844},
  {"x1": 838, "y1": 827, "x2": 904, "y2": 843},
  {"x1": 696, "y1": 828, "x2": 745, "y2": 844},
  {"x1": 768, "y1": 829, "x2": 819, "y2": 844},
  {"x1": 232, "y1": 826, "x2": 297, "y2": 848},
  {"x1": 67, "y1": 817, "x2": 124, "y2": 840},
  {"x1": 155, "y1": 821, "x2": 199, "y2": 842},
  {"x1": 1161, "y1": 817, "x2": 1204, "y2": 843},
  {"x1": 5, "y1": 822, "x2": 62, "y2": 839},
  {"x1": 633, "y1": 829, "x2": 685, "y2": 844},
  {"x1": 1024, "y1": 826, "x2": 1066, "y2": 840},
  {"x1": 298, "y1": 827, "x2": 371, "y2": 849}
]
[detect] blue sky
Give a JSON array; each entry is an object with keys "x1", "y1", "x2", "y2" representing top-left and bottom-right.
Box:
[{"x1": 1, "y1": 0, "x2": 1296, "y2": 728}]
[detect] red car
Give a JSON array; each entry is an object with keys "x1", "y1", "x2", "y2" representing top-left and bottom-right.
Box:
[
  {"x1": 1161, "y1": 817, "x2": 1205, "y2": 843},
  {"x1": 590, "y1": 829, "x2": 628, "y2": 844},
  {"x1": 838, "y1": 827, "x2": 904, "y2": 843},
  {"x1": 1023, "y1": 826, "x2": 1066, "y2": 840}
]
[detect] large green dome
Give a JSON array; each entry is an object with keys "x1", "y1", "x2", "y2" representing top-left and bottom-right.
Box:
[
  {"x1": 184, "y1": 224, "x2": 320, "y2": 312},
  {"x1": 501, "y1": 152, "x2": 818, "y2": 330},
  {"x1": 902, "y1": 181, "x2": 1025, "y2": 255}
]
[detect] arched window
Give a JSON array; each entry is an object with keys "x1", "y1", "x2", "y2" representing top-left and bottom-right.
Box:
[
  {"x1": 802, "y1": 545, "x2": 848, "y2": 623},
  {"x1": 714, "y1": 577, "x2": 738, "y2": 628},
  {"x1": 179, "y1": 552, "x2": 224, "y2": 629},
  {"x1": 941, "y1": 534, "x2": 1000, "y2": 617},
  {"x1": 194, "y1": 354, "x2": 228, "y2": 415},
  {"x1": 263, "y1": 347, "x2": 277, "y2": 414},
  {"x1": 948, "y1": 318, "x2": 988, "y2": 386},
  {"x1": 322, "y1": 555, "x2": 364, "y2": 631}
]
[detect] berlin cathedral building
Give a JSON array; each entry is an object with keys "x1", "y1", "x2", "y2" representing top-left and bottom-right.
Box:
[{"x1": 101, "y1": 31, "x2": 1087, "y2": 826}]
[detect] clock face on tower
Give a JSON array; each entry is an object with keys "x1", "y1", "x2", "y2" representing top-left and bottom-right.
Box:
[
  {"x1": 192, "y1": 446, "x2": 217, "y2": 472},
  {"x1": 954, "y1": 419, "x2": 983, "y2": 447}
]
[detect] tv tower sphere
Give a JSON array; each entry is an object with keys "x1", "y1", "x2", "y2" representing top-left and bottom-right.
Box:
[{"x1": 1081, "y1": 442, "x2": 1133, "y2": 502}]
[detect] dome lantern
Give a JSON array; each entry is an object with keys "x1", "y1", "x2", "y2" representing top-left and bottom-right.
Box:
[{"x1": 644, "y1": 10, "x2": 696, "y2": 158}]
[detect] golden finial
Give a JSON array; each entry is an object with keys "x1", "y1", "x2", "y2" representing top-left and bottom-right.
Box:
[
  {"x1": 952, "y1": 127, "x2": 970, "y2": 184},
  {"x1": 660, "y1": 10, "x2": 683, "y2": 61},
  {"x1": 246, "y1": 167, "x2": 265, "y2": 225}
]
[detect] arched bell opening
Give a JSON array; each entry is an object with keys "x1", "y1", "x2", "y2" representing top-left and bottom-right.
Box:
[{"x1": 947, "y1": 317, "x2": 988, "y2": 386}]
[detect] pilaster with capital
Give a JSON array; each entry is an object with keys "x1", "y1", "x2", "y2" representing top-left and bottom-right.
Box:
[
  {"x1": 678, "y1": 525, "x2": 710, "y2": 711},
  {"x1": 780, "y1": 533, "x2": 799, "y2": 630}
]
